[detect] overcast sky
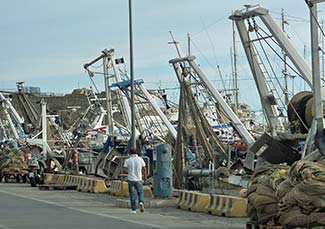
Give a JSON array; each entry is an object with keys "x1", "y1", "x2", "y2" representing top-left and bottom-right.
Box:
[{"x1": 0, "y1": 0, "x2": 324, "y2": 109}]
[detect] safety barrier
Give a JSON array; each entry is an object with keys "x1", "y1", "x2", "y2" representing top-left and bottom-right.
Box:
[
  {"x1": 44, "y1": 173, "x2": 108, "y2": 193},
  {"x1": 143, "y1": 186, "x2": 154, "y2": 198},
  {"x1": 44, "y1": 173, "x2": 54, "y2": 184},
  {"x1": 176, "y1": 190, "x2": 247, "y2": 217},
  {"x1": 56, "y1": 174, "x2": 65, "y2": 185},
  {"x1": 108, "y1": 180, "x2": 129, "y2": 197},
  {"x1": 108, "y1": 180, "x2": 154, "y2": 198},
  {"x1": 178, "y1": 190, "x2": 193, "y2": 210},
  {"x1": 91, "y1": 179, "x2": 108, "y2": 193},
  {"x1": 177, "y1": 190, "x2": 210, "y2": 213},
  {"x1": 46, "y1": 174, "x2": 156, "y2": 195},
  {"x1": 77, "y1": 176, "x2": 85, "y2": 192},
  {"x1": 189, "y1": 192, "x2": 210, "y2": 212},
  {"x1": 206, "y1": 194, "x2": 247, "y2": 217}
]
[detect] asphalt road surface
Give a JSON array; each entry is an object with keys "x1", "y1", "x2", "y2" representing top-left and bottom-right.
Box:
[{"x1": 0, "y1": 183, "x2": 246, "y2": 229}]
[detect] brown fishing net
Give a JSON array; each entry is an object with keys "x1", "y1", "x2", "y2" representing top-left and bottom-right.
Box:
[
  {"x1": 0, "y1": 147, "x2": 28, "y2": 174},
  {"x1": 277, "y1": 161, "x2": 325, "y2": 227},
  {"x1": 247, "y1": 164, "x2": 289, "y2": 225},
  {"x1": 248, "y1": 161, "x2": 325, "y2": 227}
]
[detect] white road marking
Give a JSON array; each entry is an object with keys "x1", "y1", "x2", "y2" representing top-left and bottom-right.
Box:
[{"x1": 0, "y1": 189, "x2": 165, "y2": 229}]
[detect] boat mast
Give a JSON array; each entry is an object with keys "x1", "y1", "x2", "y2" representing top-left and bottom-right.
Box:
[
  {"x1": 281, "y1": 9, "x2": 290, "y2": 105},
  {"x1": 321, "y1": 20, "x2": 325, "y2": 80},
  {"x1": 231, "y1": 19, "x2": 239, "y2": 113},
  {"x1": 103, "y1": 54, "x2": 113, "y2": 136},
  {"x1": 187, "y1": 33, "x2": 191, "y2": 56},
  {"x1": 309, "y1": 1, "x2": 324, "y2": 132}
]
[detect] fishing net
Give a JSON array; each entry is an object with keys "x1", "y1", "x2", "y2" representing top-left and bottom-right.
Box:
[
  {"x1": 248, "y1": 160, "x2": 325, "y2": 227},
  {"x1": 0, "y1": 147, "x2": 28, "y2": 174},
  {"x1": 277, "y1": 161, "x2": 325, "y2": 227},
  {"x1": 247, "y1": 164, "x2": 289, "y2": 225}
]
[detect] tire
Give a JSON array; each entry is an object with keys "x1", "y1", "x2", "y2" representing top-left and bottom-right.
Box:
[
  {"x1": 214, "y1": 167, "x2": 230, "y2": 178},
  {"x1": 4, "y1": 175, "x2": 9, "y2": 183},
  {"x1": 79, "y1": 168, "x2": 87, "y2": 175},
  {"x1": 38, "y1": 164, "x2": 45, "y2": 185},
  {"x1": 22, "y1": 175, "x2": 27, "y2": 183},
  {"x1": 16, "y1": 175, "x2": 21, "y2": 183},
  {"x1": 30, "y1": 177, "x2": 37, "y2": 187}
]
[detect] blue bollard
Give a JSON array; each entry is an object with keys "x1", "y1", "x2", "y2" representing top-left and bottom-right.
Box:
[{"x1": 154, "y1": 144, "x2": 173, "y2": 198}]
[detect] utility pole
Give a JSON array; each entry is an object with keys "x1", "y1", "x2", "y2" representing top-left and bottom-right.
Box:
[
  {"x1": 129, "y1": 0, "x2": 136, "y2": 150},
  {"x1": 281, "y1": 8, "x2": 290, "y2": 105},
  {"x1": 231, "y1": 19, "x2": 239, "y2": 113}
]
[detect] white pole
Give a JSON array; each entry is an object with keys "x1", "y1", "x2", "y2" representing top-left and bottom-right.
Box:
[
  {"x1": 41, "y1": 99, "x2": 47, "y2": 157},
  {"x1": 129, "y1": 0, "x2": 136, "y2": 150}
]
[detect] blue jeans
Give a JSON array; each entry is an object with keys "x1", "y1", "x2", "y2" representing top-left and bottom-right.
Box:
[{"x1": 128, "y1": 180, "x2": 144, "y2": 211}]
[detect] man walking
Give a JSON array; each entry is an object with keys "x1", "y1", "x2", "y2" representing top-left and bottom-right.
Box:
[{"x1": 123, "y1": 149, "x2": 147, "y2": 214}]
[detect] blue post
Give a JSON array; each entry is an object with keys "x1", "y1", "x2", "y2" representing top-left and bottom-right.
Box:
[{"x1": 154, "y1": 144, "x2": 173, "y2": 198}]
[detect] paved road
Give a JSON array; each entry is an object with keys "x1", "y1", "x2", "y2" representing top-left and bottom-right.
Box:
[{"x1": 0, "y1": 183, "x2": 246, "y2": 229}]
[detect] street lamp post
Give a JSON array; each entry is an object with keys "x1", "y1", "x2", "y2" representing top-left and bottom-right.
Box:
[{"x1": 129, "y1": 0, "x2": 136, "y2": 150}]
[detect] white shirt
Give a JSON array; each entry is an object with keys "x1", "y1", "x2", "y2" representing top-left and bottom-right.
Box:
[{"x1": 123, "y1": 154, "x2": 146, "y2": 182}]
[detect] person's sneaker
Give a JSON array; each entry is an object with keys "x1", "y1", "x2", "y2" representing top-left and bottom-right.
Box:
[
  {"x1": 139, "y1": 202, "x2": 144, "y2": 213},
  {"x1": 130, "y1": 210, "x2": 136, "y2": 214}
]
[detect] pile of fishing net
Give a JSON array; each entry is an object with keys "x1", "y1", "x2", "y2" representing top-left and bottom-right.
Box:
[
  {"x1": 247, "y1": 160, "x2": 325, "y2": 227},
  {"x1": 277, "y1": 161, "x2": 325, "y2": 227},
  {"x1": 247, "y1": 164, "x2": 289, "y2": 225},
  {"x1": 0, "y1": 147, "x2": 28, "y2": 174}
]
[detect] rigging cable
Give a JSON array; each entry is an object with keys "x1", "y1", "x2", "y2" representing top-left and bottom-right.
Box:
[
  {"x1": 246, "y1": 19, "x2": 270, "y2": 129},
  {"x1": 257, "y1": 25, "x2": 306, "y2": 81},
  {"x1": 254, "y1": 28, "x2": 287, "y2": 110},
  {"x1": 190, "y1": 38, "x2": 228, "y2": 92},
  {"x1": 305, "y1": 0, "x2": 325, "y2": 38},
  {"x1": 253, "y1": 18, "x2": 309, "y2": 130},
  {"x1": 192, "y1": 14, "x2": 228, "y2": 37},
  {"x1": 85, "y1": 69, "x2": 101, "y2": 94}
]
